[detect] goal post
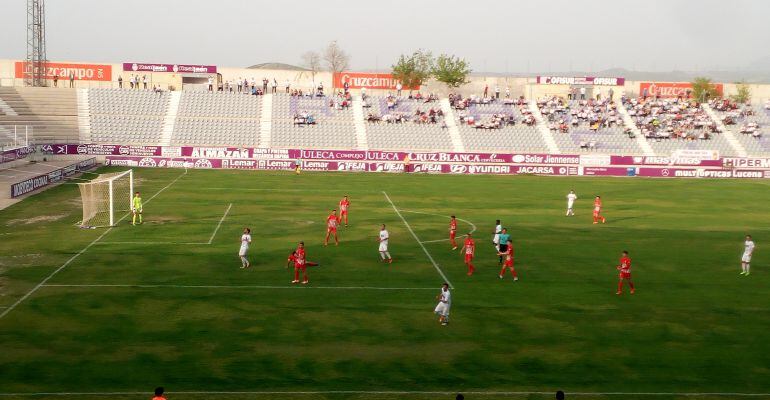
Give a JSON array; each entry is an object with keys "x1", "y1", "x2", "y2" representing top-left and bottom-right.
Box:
[{"x1": 78, "y1": 169, "x2": 133, "y2": 227}]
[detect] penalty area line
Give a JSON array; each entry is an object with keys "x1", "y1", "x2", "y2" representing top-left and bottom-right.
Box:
[
  {"x1": 398, "y1": 209, "x2": 477, "y2": 244},
  {"x1": 382, "y1": 191, "x2": 453, "y2": 288},
  {"x1": 40, "y1": 284, "x2": 436, "y2": 290},
  {"x1": 1, "y1": 391, "x2": 770, "y2": 397},
  {"x1": 0, "y1": 169, "x2": 188, "y2": 320}
]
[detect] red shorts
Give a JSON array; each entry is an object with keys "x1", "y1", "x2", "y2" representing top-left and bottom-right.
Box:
[
  {"x1": 464, "y1": 254, "x2": 474, "y2": 263},
  {"x1": 504, "y1": 259, "x2": 514, "y2": 268},
  {"x1": 593, "y1": 210, "x2": 600, "y2": 217},
  {"x1": 450, "y1": 230, "x2": 456, "y2": 239},
  {"x1": 327, "y1": 227, "x2": 337, "y2": 233},
  {"x1": 619, "y1": 272, "x2": 631, "y2": 279},
  {"x1": 340, "y1": 210, "x2": 348, "y2": 215},
  {"x1": 295, "y1": 265, "x2": 307, "y2": 271}
]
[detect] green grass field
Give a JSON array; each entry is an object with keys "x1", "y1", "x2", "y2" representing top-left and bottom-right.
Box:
[{"x1": 1, "y1": 168, "x2": 769, "y2": 400}]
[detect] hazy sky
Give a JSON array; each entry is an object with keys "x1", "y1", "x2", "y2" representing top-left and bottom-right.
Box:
[{"x1": 1, "y1": 0, "x2": 769, "y2": 73}]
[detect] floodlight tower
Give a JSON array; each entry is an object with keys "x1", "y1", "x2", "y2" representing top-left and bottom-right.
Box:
[{"x1": 25, "y1": 0, "x2": 48, "y2": 87}]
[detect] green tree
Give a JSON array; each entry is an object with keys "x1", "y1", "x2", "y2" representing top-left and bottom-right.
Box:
[
  {"x1": 432, "y1": 54, "x2": 472, "y2": 89},
  {"x1": 730, "y1": 82, "x2": 751, "y2": 104},
  {"x1": 691, "y1": 77, "x2": 720, "y2": 102},
  {"x1": 391, "y1": 50, "x2": 434, "y2": 94}
]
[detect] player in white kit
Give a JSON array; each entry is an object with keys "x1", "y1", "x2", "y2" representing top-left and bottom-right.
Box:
[
  {"x1": 492, "y1": 219, "x2": 502, "y2": 250},
  {"x1": 379, "y1": 224, "x2": 393, "y2": 263},
  {"x1": 434, "y1": 283, "x2": 451, "y2": 326},
  {"x1": 239, "y1": 228, "x2": 252, "y2": 269},
  {"x1": 741, "y1": 235, "x2": 755, "y2": 276},
  {"x1": 566, "y1": 190, "x2": 577, "y2": 216}
]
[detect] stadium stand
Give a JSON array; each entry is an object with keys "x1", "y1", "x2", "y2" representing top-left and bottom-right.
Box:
[
  {"x1": 88, "y1": 88, "x2": 169, "y2": 144},
  {"x1": 171, "y1": 91, "x2": 262, "y2": 146},
  {"x1": 0, "y1": 87, "x2": 80, "y2": 144},
  {"x1": 621, "y1": 97, "x2": 737, "y2": 156},
  {"x1": 364, "y1": 95, "x2": 453, "y2": 151},
  {"x1": 537, "y1": 97, "x2": 642, "y2": 153},
  {"x1": 449, "y1": 95, "x2": 550, "y2": 153},
  {"x1": 270, "y1": 93, "x2": 357, "y2": 149},
  {"x1": 709, "y1": 99, "x2": 770, "y2": 156}
]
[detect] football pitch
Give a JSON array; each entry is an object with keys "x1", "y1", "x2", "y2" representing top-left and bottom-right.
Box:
[{"x1": 1, "y1": 168, "x2": 769, "y2": 400}]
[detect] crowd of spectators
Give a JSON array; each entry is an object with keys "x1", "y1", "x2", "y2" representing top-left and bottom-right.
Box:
[
  {"x1": 623, "y1": 97, "x2": 718, "y2": 140},
  {"x1": 538, "y1": 96, "x2": 623, "y2": 134},
  {"x1": 449, "y1": 93, "x2": 533, "y2": 129},
  {"x1": 365, "y1": 94, "x2": 445, "y2": 125},
  {"x1": 709, "y1": 98, "x2": 764, "y2": 138}
]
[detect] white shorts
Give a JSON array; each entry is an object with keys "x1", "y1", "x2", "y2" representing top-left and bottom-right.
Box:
[
  {"x1": 379, "y1": 242, "x2": 388, "y2": 252},
  {"x1": 239, "y1": 246, "x2": 249, "y2": 257},
  {"x1": 742, "y1": 253, "x2": 752, "y2": 263},
  {"x1": 567, "y1": 201, "x2": 575, "y2": 209},
  {"x1": 493, "y1": 234, "x2": 500, "y2": 244},
  {"x1": 434, "y1": 302, "x2": 450, "y2": 317}
]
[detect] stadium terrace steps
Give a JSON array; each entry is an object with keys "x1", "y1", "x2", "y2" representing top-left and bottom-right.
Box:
[
  {"x1": 702, "y1": 103, "x2": 747, "y2": 157},
  {"x1": 454, "y1": 100, "x2": 549, "y2": 153},
  {"x1": 616, "y1": 99, "x2": 655, "y2": 156},
  {"x1": 160, "y1": 91, "x2": 181, "y2": 146},
  {"x1": 439, "y1": 98, "x2": 465, "y2": 152},
  {"x1": 271, "y1": 94, "x2": 357, "y2": 150},
  {"x1": 708, "y1": 103, "x2": 770, "y2": 156},
  {"x1": 170, "y1": 91, "x2": 262, "y2": 147},
  {"x1": 76, "y1": 89, "x2": 91, "y2": 142},
  {"x1": 529, "y1": 100, "x2": 561, "y2": 154},
  {"x1": 352, "y1": 96, "x2": 368, "y2": 150},
  {"x1": 0, "y1": 87, "x2": 80, "y2": 144},
  {"x1": 258, "y1": 93, "x2": 273, "y2": 147},
  {"x1": 88, "y1": 88, "x2": 170, "y2": 145},
  {"x1": 365, "y1": 96, "x2": 453, "y2": 152}
]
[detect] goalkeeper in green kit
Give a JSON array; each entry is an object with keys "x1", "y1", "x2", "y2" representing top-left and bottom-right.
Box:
[{"x1": 132, "y1": 192, "x2": 143, "y2": 225}]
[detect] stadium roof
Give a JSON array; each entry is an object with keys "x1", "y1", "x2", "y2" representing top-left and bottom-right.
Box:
[{"x1": 247, "y1": 62, "x2": 308, "y2": 71}]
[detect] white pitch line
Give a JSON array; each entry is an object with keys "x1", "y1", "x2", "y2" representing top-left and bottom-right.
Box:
[
  {"x1": 0, "y1": 390, "x2": 769, "y2": 397},
  {"x1": 382, "y1": 191, "x2": 453, "y2": 288},
  {"x1": 41, "y1": 284, "x2": 436, "y2": 290},
  {"x1": 0, "y1": 169, "x2": 187, "y2": 320},
  {"x1": 96, "y1": 241, "x2": 209, "y2": 245},
  {"x1": 399, "y1": 209, "x2": 477, "y2": 244},
  {"x1": 208, "y1": 203, "x2": 232, "y2": 244}
]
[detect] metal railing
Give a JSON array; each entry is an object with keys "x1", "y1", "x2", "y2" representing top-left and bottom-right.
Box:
[{"x1": 0, "y1": 125, "x2": 31, "y2": 151}]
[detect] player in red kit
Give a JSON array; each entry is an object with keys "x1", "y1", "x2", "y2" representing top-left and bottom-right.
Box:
[
  {"x1": 324, "y1": 209, "x2": 339, "y2": 246},
  {"x1": 449, "y1": 215, "x2": 458, "y2": 250},
  {"x1": 616, "y1": 250, "x2": 635, "y2": 295},
  {"x1": 339, "y1": 196, "x2": 350, "y2": 227},
  {"x1": 498, "y1": 239, "x2": 518, "y2": 281},
  {"x1": 461, "y1": 232, "x2": 475, "y2": 276},
  {"x1": 289, "y1": 241, "x2": 315, "y2": 284},
  {"x1": 593, "y1": 195, "x2": 606, "y2": 224}
]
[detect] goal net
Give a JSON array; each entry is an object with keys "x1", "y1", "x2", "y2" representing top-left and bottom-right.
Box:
[{"x1": 78, "y1": 169, "x2": 133, "y2": 227}]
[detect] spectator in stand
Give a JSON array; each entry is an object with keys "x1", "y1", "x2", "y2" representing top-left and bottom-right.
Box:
[
  {"x1": 595, "y1": 87, "x2": 601, "y2": 101},
  {"x1": 505, "y1": 86, "x2": 511, "y2": 98},
  {"x1": 396, "y1": 82, "x2": 402, "y2": 96},
  {"x1": 580, "y1": 86, "x2": 586, "y2": 100},
  {"x1": 495, "y1": 85, "x2": 500, "y2": 99},
  {"x1": 250, "y1": 78, "x2": 255, "y2": 92},
  {"x1": 237, "y1": 78, "x2": 242, "y2": 93},
  {"x1": 118, "y1": 75, "x2": 123, "y2": 89},
  {"x1": 361, "y1": 86, "x2": 367, "y2": 100},
  {"x1": 285, "y1": 79, "x2": 290, "y2": 93},
  {"x1": 272, "y1": 78, "x2": 278, "y2": 93},
  {"x1": 69, "y1": 71, "x2": 75, "y2": 88},
  {"x1": 53, "y1": 74, "x2": 59, "y2": 87},
  {"x1": 262, "y1": 77, "x2": 268, "y2": 92},
  {"x1": 642, "y1": 87, "x2": 649, "y2": 100},
  {"x1": 483, "y1": 84, "x2": 489, "y2": 98},
  {"x1": 208, "y1": 76, "x2": 214, "y2": 92},
  {"x1": 129, "y1": 75, "x2": 135, "y2": 89},
  {"x1": 608, "y1": 87, "x2": 614, "y2": 102},
  {"x1": 343, "y1": 81, "x2": 350, "y2": 94}
]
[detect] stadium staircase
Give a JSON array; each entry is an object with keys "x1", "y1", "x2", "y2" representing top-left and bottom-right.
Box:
[
  {"x1": 258, "y1": 93, "x2": 273, "y2": 147},
  {"x1": 0, "y1": 87, "x2": 80, "y2": 144},
  {"x1": 352, "y1": 95, "x2": 368, "y2": 150},
  {"x1": 529, "y1": 100, "x2": 561, "y2": 154},
  {"x1": 76, "y1": 89, "x2": 91, "y2": 142},
  {"x1": 615, "y1": 99, "x2": 655, "y2": 156},
  {"x1": 702, "y1": 103, "x2": 747, "y2": 157},
  {"x1": 439, "y1": 98, "x2": 466, "y2": 152},
  {"x1": 0, "y1": 97, "x2": 18, "y2": 116},
  {"x1": 160, "y1": 91, "x2": 181, "y2": 146}
]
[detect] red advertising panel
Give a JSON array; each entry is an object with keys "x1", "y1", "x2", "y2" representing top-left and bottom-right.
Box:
[
  {"x1": 15, "y1": 61, "x2": 112, "y2": 81},
  {"x1": 639, "y1": 82, "x2": 724, "y2": 98},
  {"x1": 332, "y1": 72, "x2": 417, "y2": 90}
]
